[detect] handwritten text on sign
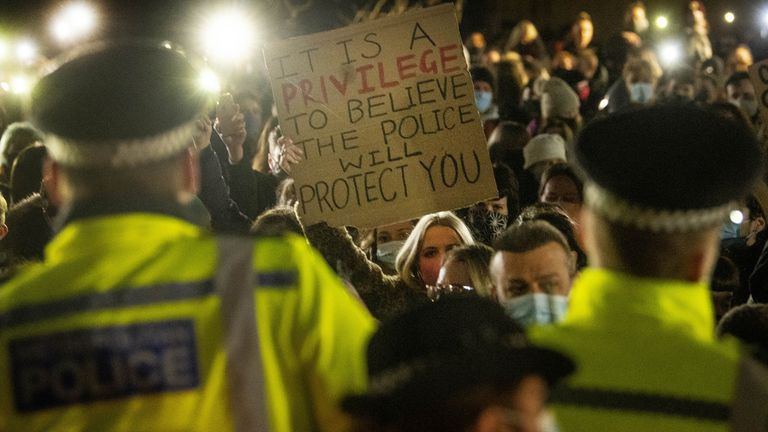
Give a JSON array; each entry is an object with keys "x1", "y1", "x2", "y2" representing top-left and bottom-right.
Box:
[{"x1": 264, "y1": 4, "x2": 496, "y2": 227}]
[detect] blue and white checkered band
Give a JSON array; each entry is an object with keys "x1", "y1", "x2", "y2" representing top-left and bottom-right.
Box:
[
  {"x1": 44, "y1": 120, "x2": 198, "y2": 168},
  {"x1": 584, "y1": 182, "x2": 736, "y2": 233}
]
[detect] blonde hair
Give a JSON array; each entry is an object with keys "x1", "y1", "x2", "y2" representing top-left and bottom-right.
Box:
[
  {"x1": 0, "y1": 194, "x2": 6, "y2": 225},
  {"x1": 442, "y1": 243, "x2": 494, "y2": 298},
  {"x1": 395, "y1": 211, "x2": 475, "y2": 290}
]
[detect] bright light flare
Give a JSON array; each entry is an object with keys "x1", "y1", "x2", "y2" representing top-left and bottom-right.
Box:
[
  {"x1": 658, "y1": 41, "x2": 682, "y2": 67},
  {"x1": 763, "y1": 11, "x2": 768, "y2": 27},
  {"x1": 0, "y1": 39, "x2": 8, "y2": 61},
  {"x1": 51, "y1": 2, "x2": 98, "y2": 44},
  {"x1": 0, "y1": 82, "x2": 9, "y2": 92},
  {"x1": 655, "y1": 16, "x2": 669, "y2": 29},
  {"x1": 724, "y1": 12, "x2": 735, "y2": 24},
  {"x1": 15, "y1": 39, "x2": 37, "y2": 63},
  {"x1": 730, "y1": 210, "x2": 744, "y2": 224},
  {"x1": 198, "y1": 68, "x2": 221, "y2": 94},
  {"x1": 201, "y1": 8, "x2": 257, "y2": 64},
  {"x1": 10, "y1": 75, "x2": 31, "y2": 95}
]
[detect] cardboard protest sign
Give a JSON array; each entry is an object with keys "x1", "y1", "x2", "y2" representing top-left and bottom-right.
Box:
[
  {"x1": 749, "y1": 59, "x2": 768, "y2": 127},
  {"x1": 263, "y1": 4, "x2": 497, "y2": 228}
]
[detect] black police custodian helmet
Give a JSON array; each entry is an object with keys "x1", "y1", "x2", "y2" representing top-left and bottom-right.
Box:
[
  {"x1": 575, "y1": 104, "x2": 763, "y2": 232},
  {"x1": 341, "y1": 296, "x2": 574, "y2": 423},
  {"x1": 31, "y1": 41, "x2": 210, "y2": 168}
]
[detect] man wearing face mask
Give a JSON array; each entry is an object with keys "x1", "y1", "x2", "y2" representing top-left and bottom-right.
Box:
[
  {"x1": 470, "y1": 66, "x2": 499, "y2": 138},
  {"x1": 490, "y1": 221, "x2": 575, "y2": 327},
  {"x1": 625, "y1": 58, "x2": 656, "y2": 106},
  {"x1": 726, "y1": 72, "x2": 759, "y2": 125}
]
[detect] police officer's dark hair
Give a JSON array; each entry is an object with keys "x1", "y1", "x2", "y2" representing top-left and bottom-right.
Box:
[
  {"x1": 349, "y1": 384, "x2": 518, "y2": 432},
  {"x1": 724, "y1": 71, "x2": 750, "y2": 90},
  {"x1": 493, "y1": 220, "x2": 571, "y2": 258}
]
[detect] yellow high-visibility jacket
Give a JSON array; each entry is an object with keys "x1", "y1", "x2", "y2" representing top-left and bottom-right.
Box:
[
  {"x1": 0, "y1": 213, "x2": 376, "y2": 432},
  {"x1": 531, "y1": 268, "x2": 768, "y2": 432}
]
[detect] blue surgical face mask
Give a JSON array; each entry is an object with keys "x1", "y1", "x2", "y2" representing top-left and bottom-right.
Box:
[
  {"x1": 501, "y1": 293, "x2": 569, "y2": 327},
  {"x1": 377, "y1": 240, "x2": 405, "y2": 268},
  {"x1": 475, "y1": 90, "x2": 493, "y2": 113},
  {"x1": 629, "y1": 83, "x2": 653, "y2": 104}
]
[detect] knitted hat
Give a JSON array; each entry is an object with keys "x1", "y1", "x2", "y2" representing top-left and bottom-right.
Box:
[
  {"x1": 31, "y1": 41, "x2": 210, "y2": 168},
  {"x1": 541, "y1": 77, "x2": 580, "y2": 119},
  {"x1": 575, "y1": 105, "x2": 763, "y2": 232},
  {"x1": 523, "y1": 133, "x2": 567, "y2": 169}
]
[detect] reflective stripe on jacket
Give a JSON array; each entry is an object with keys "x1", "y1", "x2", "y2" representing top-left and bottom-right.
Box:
[
  {"x1": 0, "y1": 213, "x2": 376, "y2": 432},
  {"x1": 531, "y1": 268, "x2": 768, "y2": 432}
]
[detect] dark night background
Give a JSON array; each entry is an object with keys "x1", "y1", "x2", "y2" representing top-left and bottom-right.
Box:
[{"x1": 1, "y1": 0, "x2": 767, "y2": 57}]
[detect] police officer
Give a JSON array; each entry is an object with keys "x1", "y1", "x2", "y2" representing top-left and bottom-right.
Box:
[
  {"x1": 0, "y1": 42, "x2": 375, "y2": 432},
  {"x1": 531, "y1": 104, "x2": 768, "y2": 431}
]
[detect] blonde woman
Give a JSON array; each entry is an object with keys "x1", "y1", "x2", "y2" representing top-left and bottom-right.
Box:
[
  {"x1": 305, "y1": 211, "x2": 475, "y2": 320},
  {"x1": 278, "y1": 136, "x2": 476, "y2": 320}
]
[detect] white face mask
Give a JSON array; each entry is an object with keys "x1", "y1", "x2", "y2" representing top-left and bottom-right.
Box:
[
  {"x1": 377, "y1": 240, "x2": 405, "y2": 268},
  {"x1": 501, "y1": 293, "x2": 569, "y2": 327}
]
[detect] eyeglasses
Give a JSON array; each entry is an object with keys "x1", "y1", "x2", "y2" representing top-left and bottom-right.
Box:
[{"x1": 425, "y1": 284, "x2": 475, "y2": 301}]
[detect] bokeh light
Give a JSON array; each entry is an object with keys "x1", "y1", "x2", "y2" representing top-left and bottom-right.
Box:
[
  {"x1": 658, "y1": 41, "x2": 682, "y2": 66},
  {"x1": 50, "y1": 2, "x2": 98, "y2": 44},
  {"x1": 201, "y1": 7, "x2": 257, "y2": 64},
  {"x1": 198, "y1": 68, "x2": 221, "y2": 94},
  {"x1": 15, "y1": 39, "x2": 37, "y2": 63}
]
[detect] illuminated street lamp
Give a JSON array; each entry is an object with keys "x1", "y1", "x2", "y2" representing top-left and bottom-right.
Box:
[
  {"x1": 201, "y1": 7, "x2": 257, "y2": 64},
  {"x1": 724, "y1": 12, "x2": 735, "y2": 24},
  {"x1": 50, "y1": 2, "x2": 98, "y2": 45},
  {"x1": 655, "y1": 16, "x2": 669, "y2": 30}
]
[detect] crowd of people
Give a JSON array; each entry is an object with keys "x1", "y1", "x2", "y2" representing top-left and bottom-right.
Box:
[{"x1": 1, "y1": 1, "x2": 768, "y2": 431}]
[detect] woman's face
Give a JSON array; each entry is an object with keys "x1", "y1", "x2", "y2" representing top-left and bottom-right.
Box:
[
  {"x1": 418, "y1": 225, "x2": 463, "y2": 286},
  {"x1": 540, "y1": 175, "x2": 582, "y2": 220}
]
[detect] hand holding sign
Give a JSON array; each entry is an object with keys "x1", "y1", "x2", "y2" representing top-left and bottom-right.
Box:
[{"x1": 277, "y1": 136, "x2": 306, "y2": 175}]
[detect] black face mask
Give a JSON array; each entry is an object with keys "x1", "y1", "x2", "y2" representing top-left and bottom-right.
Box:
[{"x1": 466, "y1": 205, "x2": 509, "y2": 245}]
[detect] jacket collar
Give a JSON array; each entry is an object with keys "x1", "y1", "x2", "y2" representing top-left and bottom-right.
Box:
[
  {"x1": 46, "y1": 212, "x2": 202, "y2": 265},
  {"x1": 564, "y1": 268, "x2": 715, "y2": 342}
]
